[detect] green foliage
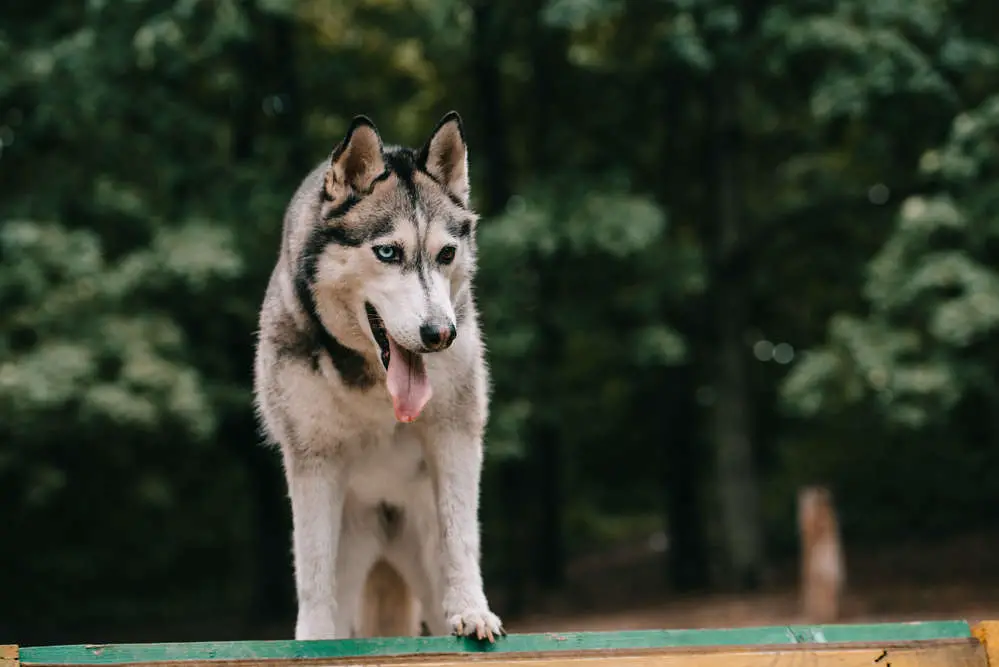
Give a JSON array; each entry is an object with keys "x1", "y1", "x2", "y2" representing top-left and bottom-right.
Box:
[
  {"x1": 477, "y1": 181, "x2": 685, "y2": 461},
  {"x1": 764, "y1": 0, "x2": 965, "y2": 120},
  {"x1": 783, "y1": 93, "x2": 999, "y2": 429},
  {"x1": 543, "y1": 0, "x2": 624, "y2": 31},
  {"x1": 4, "y1": 0, "x2": 999, "y2": 637},
  {"x1": 0, "y1": 220, "x2": 239, "y2": 442}
]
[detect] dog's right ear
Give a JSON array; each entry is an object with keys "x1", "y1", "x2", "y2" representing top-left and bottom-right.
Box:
[{"x1": 324, "y1": 116, "x2": 386, "y2": 203}]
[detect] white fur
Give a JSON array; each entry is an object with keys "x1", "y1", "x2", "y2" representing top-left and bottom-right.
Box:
[
  {"x1": 260, "y1": 321, "x2": 499, "y2": 640},
  {"x1": 253, "y1": 115, "x2": 501, "y2": 642}
]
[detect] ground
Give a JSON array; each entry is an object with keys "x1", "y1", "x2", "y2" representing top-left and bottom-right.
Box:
[
  {"x1": 13, "y1": 531, "x2": 999, "y2": 645},
  {"x1": 508, "y1": 531, "x2": 999, "y2": 633}
]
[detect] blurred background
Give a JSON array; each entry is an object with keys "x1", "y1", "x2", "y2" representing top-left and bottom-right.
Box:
[{"x1": 4, "y1": 0, "x2": 999, "y2": 647}]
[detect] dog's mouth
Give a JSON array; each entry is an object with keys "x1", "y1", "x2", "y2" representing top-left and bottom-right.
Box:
[
  {"x1": 364, "y1": 302, "x2": 433, "y2": 424},
  {"x1": 365, "y1": 303, "x2": 391, "y2": 370}
]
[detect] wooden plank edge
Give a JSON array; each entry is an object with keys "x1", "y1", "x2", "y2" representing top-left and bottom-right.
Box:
[
  {"x1": 18, "y1": 621, "x2": 974, "y2": 665},
  {"x1": 1, "y1": 645, "x2": 19, "y2": 667},
  {"x1": 19, "y1": 638, "x2": 990, "y2": 667},
  {"x1": 972, "y1": 622, "x2": 999, "y2": 667}
]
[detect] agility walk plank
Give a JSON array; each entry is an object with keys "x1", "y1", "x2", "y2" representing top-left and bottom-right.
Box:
[{"x1": 8, "y1": 620, "x2": 999, "y2": 667}]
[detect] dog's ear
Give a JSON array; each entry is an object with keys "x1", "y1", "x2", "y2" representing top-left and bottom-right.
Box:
[
  {"x1": 418, "y1": 111, "x2": 469, "y2": 206},
  {"x1": 325, "y1": 116, "x2": 385, "y2": 202}
]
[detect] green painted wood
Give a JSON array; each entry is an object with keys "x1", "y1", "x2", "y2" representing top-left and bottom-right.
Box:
[{"x1": 18, "y1": 621, "x2": 972, "y2": 664}]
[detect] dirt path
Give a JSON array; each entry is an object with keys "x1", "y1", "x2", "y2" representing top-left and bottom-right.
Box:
[
  {"x1": 510, "y1": 586, "x2": 999, "y2": 634},
  {"x1": 506, "y1": 532, "x2": 999, "y2": 633}
]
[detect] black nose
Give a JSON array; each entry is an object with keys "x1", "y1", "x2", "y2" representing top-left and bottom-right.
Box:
[{"x1": 420, "y1": 322, "x2": 456, "y2": 350}]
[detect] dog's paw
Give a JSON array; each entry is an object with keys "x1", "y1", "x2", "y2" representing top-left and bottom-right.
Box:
[{"x1": 447, "y1": 607, "x2": 505, "y2": 643}]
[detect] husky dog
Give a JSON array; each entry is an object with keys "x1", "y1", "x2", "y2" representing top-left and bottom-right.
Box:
[{"x1": 253, "y1": 111, "x2": 503, "y2": 642}]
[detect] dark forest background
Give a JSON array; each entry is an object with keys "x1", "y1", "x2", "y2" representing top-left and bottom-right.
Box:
[{"x1": 4, "y1": 0, "x2": 999, "y2": 645}]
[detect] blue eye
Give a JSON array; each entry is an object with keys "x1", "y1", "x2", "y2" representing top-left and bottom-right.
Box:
[{"x1": 373, "y1": 245, "x2": 401, "y2": 263}]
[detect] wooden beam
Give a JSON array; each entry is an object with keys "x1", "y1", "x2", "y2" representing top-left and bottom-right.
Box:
[
  {"x1": 1, "y1": 646, "x2": 19, "y2": 667},
  {"x1": 16, "y1": 621, "x2": 975, "y2": 667},
  {"x1": 972, "y1": 622, "x2": 999, "y2": 667},
  {"x1": 15, "y1": 639, "x2": 991, "y2": 667}
]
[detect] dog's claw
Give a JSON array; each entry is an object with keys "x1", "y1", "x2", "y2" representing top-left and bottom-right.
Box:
[{"x1": 447, "y1": 608, "x2": 503, "y2": 643}]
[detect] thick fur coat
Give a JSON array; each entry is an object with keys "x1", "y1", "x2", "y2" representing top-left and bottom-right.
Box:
[{"x1": 253, "y1": 112, "x2": 502, "y2": 642}]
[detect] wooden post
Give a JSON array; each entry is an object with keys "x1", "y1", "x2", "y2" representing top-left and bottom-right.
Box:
[
  {"x1": 798, "y1": 485, "x2": 846, "y2": 623},
  {"x1": 973, "y1": 622, "x2": 999, "y2": 667}
]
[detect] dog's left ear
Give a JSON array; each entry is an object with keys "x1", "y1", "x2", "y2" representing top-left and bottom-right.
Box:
[{"x1": 418, "y1": 111, "x2": 469, "y2": 206}]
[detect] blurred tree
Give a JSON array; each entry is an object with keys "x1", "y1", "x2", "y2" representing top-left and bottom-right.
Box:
[
  {"x1": 3, "y1": 0, "x2": 999, "y2": 641},
  {"x1": 535, "y1": 0, "x2": 999, "y2": 588},
  {"x1": 781, "y1": 91, "x2": 999, "y2": 535}
]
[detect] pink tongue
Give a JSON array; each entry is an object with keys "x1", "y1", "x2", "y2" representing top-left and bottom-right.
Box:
[{"x1": 385, "y1": 336, "x2": 432, "y2": 423}]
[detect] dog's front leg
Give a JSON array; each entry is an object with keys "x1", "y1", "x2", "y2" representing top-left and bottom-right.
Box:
[
  {"x1": 285, "y1": 450, "x2": 346, "y2": 640},
  {"x1": 426, "y1": 429, "x2": 503, "y2": 641}
]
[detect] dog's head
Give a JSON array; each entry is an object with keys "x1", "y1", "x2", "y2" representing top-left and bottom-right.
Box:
[{"x1": 308, "y1": 112, "x2": 477, "y2": 421}]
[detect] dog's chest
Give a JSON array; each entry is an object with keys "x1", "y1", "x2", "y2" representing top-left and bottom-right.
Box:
[{"x1": 346, "y1": 426, "x2": 429, "y2": 507}]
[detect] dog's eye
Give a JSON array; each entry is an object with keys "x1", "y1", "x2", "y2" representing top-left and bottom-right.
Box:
[
  {"x1": 373, "y1": 245, "x2": 402, "y2": 263},
  {"x1": 437, "y1": 246, "x2": 457, "y2": 265}
]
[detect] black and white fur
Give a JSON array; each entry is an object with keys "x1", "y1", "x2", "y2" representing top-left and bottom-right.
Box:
[{"x1": 253, "y1": 112, "x2": 503, "y2": 641}]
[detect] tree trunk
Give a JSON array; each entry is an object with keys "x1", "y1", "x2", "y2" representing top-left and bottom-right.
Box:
[
  {"x1": 470, "y1": 0, "x2": 511, "y2": 215},
  {"x1": 661, "y1": 365, "x2": 711, "y2": 591},
  {"x1": 469, "y1": 0, "x2": 528, "y2": 615},
  {"x1": 231, "y1": 0, "x2": 263, "y2": 163},
  {"x1": 656, "y1": 68, "x2": 710, "y2": 592},
  {"x1": 243, "y1": 417, "x2": 296, "y2": 624},
  {"x1": 231, "y1": 0, "x2": 301, "y2": 626},
  {"x1": 269, "y1": 11, "x2": 306, "y2": 174},
  {"x1": 705, "y1": 76, "x2": 764, "y2": 590},
  {"x1": 527, "y1": 0, "x2": 567, "y2": 591}
]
